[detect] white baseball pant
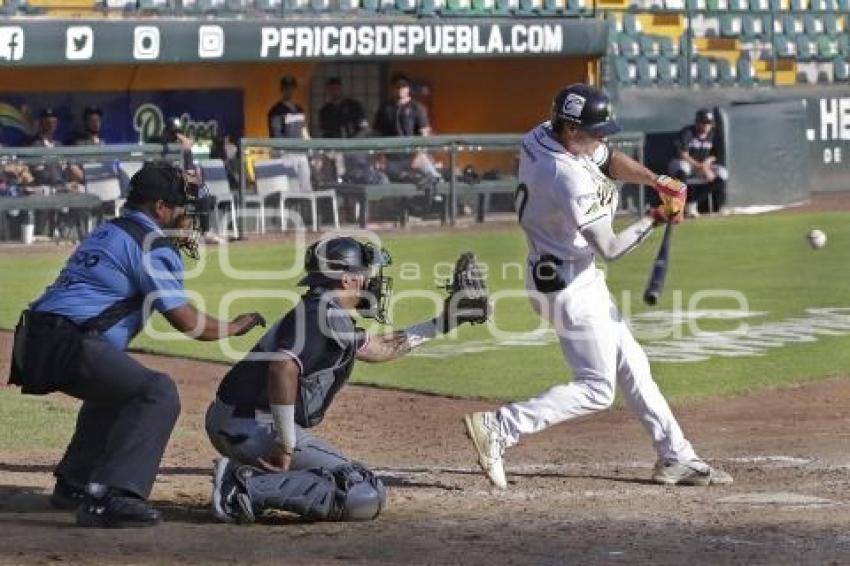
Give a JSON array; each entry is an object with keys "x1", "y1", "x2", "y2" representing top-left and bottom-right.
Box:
[{"x1": 496, "y1": 266, "x2": 698, "y2": 463}]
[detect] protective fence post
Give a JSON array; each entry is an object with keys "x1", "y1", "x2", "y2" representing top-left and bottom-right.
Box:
[
  {"x1": 449, "y1": 142, "x2": 457, "y2": 227},
  {"x1": 238, "y1": 142, "x2": 248, "y2": 239}
]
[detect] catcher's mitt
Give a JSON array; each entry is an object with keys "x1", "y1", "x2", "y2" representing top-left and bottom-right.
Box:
[{"x1": 441, "y1": 252, "x2": 491, "y2": 331}]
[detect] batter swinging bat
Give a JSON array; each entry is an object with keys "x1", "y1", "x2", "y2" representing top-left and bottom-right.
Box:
[{"x1": 643, "y1": 220, "x2": 674, "y2": 306}]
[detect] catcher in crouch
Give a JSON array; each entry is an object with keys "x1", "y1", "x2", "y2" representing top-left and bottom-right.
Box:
[{"x1": 209, "y1": 236, "x2": 488, "y2": 523}]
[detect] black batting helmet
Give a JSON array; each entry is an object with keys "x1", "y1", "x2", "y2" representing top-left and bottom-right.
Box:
[{"x1": 551, "y1": 84, "x2": 621, "y2": 137}]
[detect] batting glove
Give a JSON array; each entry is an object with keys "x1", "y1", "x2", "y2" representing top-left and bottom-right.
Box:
[{"x1": 654, "y1": 175, "x2": 687, "y2": 219}]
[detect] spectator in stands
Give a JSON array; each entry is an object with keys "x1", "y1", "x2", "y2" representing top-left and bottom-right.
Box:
[
  {"x1": 266, "y1": 75, "x2": 312, "y2": 194},
  {"x1": 319, "y1": 77, "x2": 369, "y2": 139},
  {"x1": 373, "y1": 74, "x2": 442, "y2": 184},
  {"x1": 30, "y1": 108, "x2": 84, "y2": 193},
  {"x1": 668, "y1": 109, "x2": 728, "y2": 217},
  {"x1": 73, "y1": 106, "x2": 105, "y2": 146}
]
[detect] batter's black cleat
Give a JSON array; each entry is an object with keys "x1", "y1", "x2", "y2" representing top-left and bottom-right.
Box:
[
  {"x1": 76, "y1": 491, "x2": 161, "y2": 528},
  {"x1": 49, "y1": 478, "x2": 87, "y2": 510}
]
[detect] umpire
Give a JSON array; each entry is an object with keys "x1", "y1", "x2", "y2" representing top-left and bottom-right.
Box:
[
  {"x1": 208, "y1": 236, "x2": 488, "y2": 523},
  {"x1": 8, "y1": 162, "x2": 265, "y2": 528}
]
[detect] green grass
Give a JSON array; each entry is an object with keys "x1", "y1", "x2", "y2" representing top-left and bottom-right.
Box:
[
  {"x1": 2, "y1": 211, "x2": 849, "y2": 411},
  {"x1": 0, "y1": 389, "x2": 76, "y2": 450}
]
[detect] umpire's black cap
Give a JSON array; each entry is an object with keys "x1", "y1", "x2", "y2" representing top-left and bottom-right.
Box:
[
  {"x1": 127, "y1": 162, "x2": 189, "y2": 207},
  {"x1": 552, "y1": 84, "x2": 621, "y2": 137}
]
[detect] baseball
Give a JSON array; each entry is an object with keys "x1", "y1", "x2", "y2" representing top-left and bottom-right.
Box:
[{"x1": 807, "y1": 229, "x2": 827, "y2": 249}]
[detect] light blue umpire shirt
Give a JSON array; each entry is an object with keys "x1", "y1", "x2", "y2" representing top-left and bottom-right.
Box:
[{"x1": 31, "y1": 209, "x2": 189, "y2": 349}]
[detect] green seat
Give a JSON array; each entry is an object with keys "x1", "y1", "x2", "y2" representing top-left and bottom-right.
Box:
[
  {"x1": 618, "y1": 33, "x2": 641, "y2": 57},
  {"x1": 824, "y1": 14, "x2": 840, "y2": 35},
  {"x1": 796, "y1": 34, "x2": 818, "y2": 60},
  {"x1": 494, "y1": 0, "x2": 516, "y2": 12},
  {"x1": 773, "y1": 35, "x2": 795, "y2": 57},
  {"x1": 623, "y1": 13, "x2": 640, "y2": 35},
  {"x1": 737, "y1": 56, "x2": 756, "y2": 86},
  {"x1": 834, "y1": 57, "x2": 850, "y2": 81},
  {"x1": 717, "y1": 58, "x2": 736, "y2": 86},
  {"x1": 613, "y1": 56, "x2": 635, "y2": 86},
  {"x1": 720, "y1": 14, "x2": 742, "y2": 37},
  {"x1": 639, "y1": 35, "x2": 660, "y2": 58},
  {"x1": 658, "y1": 36, "x2": 677, "y2": 57},
  {"x1": 445, "y1": 0, "x2": 470, "y2": 12},
  {"x1": 657, "y1": 57, "x2": 678, "y2": 86},
  {"x1": 817, "y1": 35, "x2": 839, "y2": 59},
  {"x1": 636, "y1": 56, "x2": 654, "y2": 87}
]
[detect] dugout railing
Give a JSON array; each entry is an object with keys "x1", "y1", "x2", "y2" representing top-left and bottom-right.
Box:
[
  {"x1": 0, "y1": 143, "x2": 186, "y2": 241},
  {"x1": 239, "y1": 132, "x2": 645, "y2": 232}
]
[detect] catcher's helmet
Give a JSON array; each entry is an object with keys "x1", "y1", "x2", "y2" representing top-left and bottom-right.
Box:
[
  {"x1": 298, "y1": 237, "x2": 393, "y2": 322},
  {"x1": 551, "y1": 84, "x2": 621, "y2": 137}
]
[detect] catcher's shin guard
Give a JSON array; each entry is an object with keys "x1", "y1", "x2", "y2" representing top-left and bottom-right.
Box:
[{"x1": 243, "y1": 463, "x2": 386, "y2": 522}]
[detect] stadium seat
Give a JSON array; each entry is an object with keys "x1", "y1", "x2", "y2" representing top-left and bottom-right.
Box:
[
  {"x1": 636, "y1": 56, "x2": 656, "y2": 87},
  {"x1": 199, "y1": 159, "x2": 239, "y2": 239},
  {"x1": 720, "y1": 15, "x2": 743, "y2": 37},
  {"x1": 103, "y1": 0, "x2": 135, "y2": 10},
  {"x1": 748, "y1": 0, "x2": 769, "y2": 10},
  {"x1": 796, "y1": 34, "x2": 818, "y2": 60},
  {"x1": 658, "y1": 35, "x2": 678, "y2": 56},
  {"x1": 817, "y1": 36, "x2": 839, "y2": 59},
  {"x1": 737, "y1": 56, "x2": 757, "y2": 85},
  {"x1": 623, "y1": 13, "x2": 641, "y2": 36},
  {"x1": 696, "y1": 57, "x2": 717, "y2": 87},
  {"x1": 395, "y1": 0, "x2": 417, "y2": 9},
  {"x1": 823, "y1": 14, "x2": 841, "y2": 35},
  {"x1": 783, "y1": 15, "x2": 805, "y2": 35},
  {"x1": 804, "y1": 14, "x2": 825, "y2": 35},
  {"x1": 686, "y1": 0, "x2": 706, "y2": 8},
  {"x1": 613, "y1": 56, "x2": 637, "y2": 86},
  {"x1": 837, "y1": 34, "x2": 850, "y2": 57},
  {"x1": 639, "y1": 35, "x2": 661, "y2": 58},
  {"x1": 789, "y1": 0, "x2": 807, "y2": 9},
  {"x1": 656, "y1": 57, "x2": 679, "y2": 85},
  {"x1": 773, "y1": 34, "x2": 796, "y2": 57},
  {"x1": 716, "y1": 57, "x2": 736, "y2": 85},
  {"x1": 834, "y1": 57, "x2": 850, "y2": 81},
  {"x1": 705, "y1": 0, "x2": 729, "y2": 11},
  {"x1": 256, "y1": 0, "x2": 283, "y2": 11},
  {"x1": 517, "y1": 0, "x2": 539, "y2": 13},
  {"x1": 83, "y1": 163, "x2": 123, "y2": 219},
  {"x1": 728, "y1": 0, "x2": 747, "y2": 9},
  {"x1": 618, "y1": 33, "x2": 641, "y2": 57},
  {"x1": 740, "y1": 14, "x2": 763, "y2": 40},
  {"x1": 810, "y1": 0, "x2": 836, "y2": 8},
  {"x1": 139, "y1": 0, "x2": 172, "y2": 12},
  {"x1": 493, "y1": 0, "x2": 516, "y2": 12}
]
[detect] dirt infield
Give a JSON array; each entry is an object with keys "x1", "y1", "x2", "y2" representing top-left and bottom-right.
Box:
[{"x1": 1, "y1": 332, "x2": 849, "y2": 565}]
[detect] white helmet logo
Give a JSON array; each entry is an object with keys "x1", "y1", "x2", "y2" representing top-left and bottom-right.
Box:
[{"x1": 562, "y1": 93, "x2": 586, "y2": 119}]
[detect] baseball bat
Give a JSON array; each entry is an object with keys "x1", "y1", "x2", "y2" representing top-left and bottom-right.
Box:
[{"x1": 643, "y1": 220, "x2": 674, "y2": 306}]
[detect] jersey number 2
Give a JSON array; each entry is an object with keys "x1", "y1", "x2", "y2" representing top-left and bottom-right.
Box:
[{"x1": 514, "y1": 183, "x2": 528, "y2": 223}]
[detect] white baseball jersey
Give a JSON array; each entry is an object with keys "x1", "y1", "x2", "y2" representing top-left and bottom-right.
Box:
[{"x1": 516, "y1": 121, "x2": 618, "y2": 284}]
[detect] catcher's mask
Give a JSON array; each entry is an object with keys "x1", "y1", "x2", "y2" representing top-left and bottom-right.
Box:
[
  {"x1": 127, "y1": 161, "x2": 209, "y2": 259},
  {"x1": 298, "y1": 237, "x2": 393, "y2": 323}
]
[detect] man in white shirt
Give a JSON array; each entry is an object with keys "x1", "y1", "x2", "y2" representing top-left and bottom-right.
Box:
[{"x1": 463, "y1": 84, "x2": 732, "y2": 489}]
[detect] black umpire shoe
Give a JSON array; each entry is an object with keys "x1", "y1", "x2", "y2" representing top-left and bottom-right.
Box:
[
  {"x1": 76, "y1": 491, "x2": 161, "y2": 528},
  {"x1": 49, "y1": 478, "x2": 87, "y2": 510}
]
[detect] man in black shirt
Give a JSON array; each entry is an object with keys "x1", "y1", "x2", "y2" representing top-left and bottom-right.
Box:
[
  {"x1": 373, "y1": 73, "x2": 442, "y2": 210},
  {"x1": 318, "y1": 77, "x2": 369, "y2": 139},
  {"x1": 668, "y1": 109, "x2": 728, "y2": 216},
  {"x1": 266, "y1": 75, "x2": 312, "y2": 192},
  {"x1": 73, "y1": 106, "x2": 105, "y2": 146},
  {"x1": 208, "y1": 236, "x2": 487, "y2": 523},
  {"x1": 267, "y1": 75, "x2": 309, "y2": 140}
]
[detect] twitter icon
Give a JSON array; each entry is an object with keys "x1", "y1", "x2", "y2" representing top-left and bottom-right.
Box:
[{"x1": 66, "y1": 26, "x2": 93, "y2": 60}]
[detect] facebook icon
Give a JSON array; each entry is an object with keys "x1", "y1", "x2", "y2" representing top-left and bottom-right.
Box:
[{"x1": 0, "y1": 27, "x2": 25, "y2": 61}]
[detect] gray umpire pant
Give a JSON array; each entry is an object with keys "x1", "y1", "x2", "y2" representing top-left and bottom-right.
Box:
[
  {"x1": 54, "y1": 335, "x2": 181, "y2": 499},
  {"x1": 205, "y1": 398, "x2": 348, "y2": 470}
]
